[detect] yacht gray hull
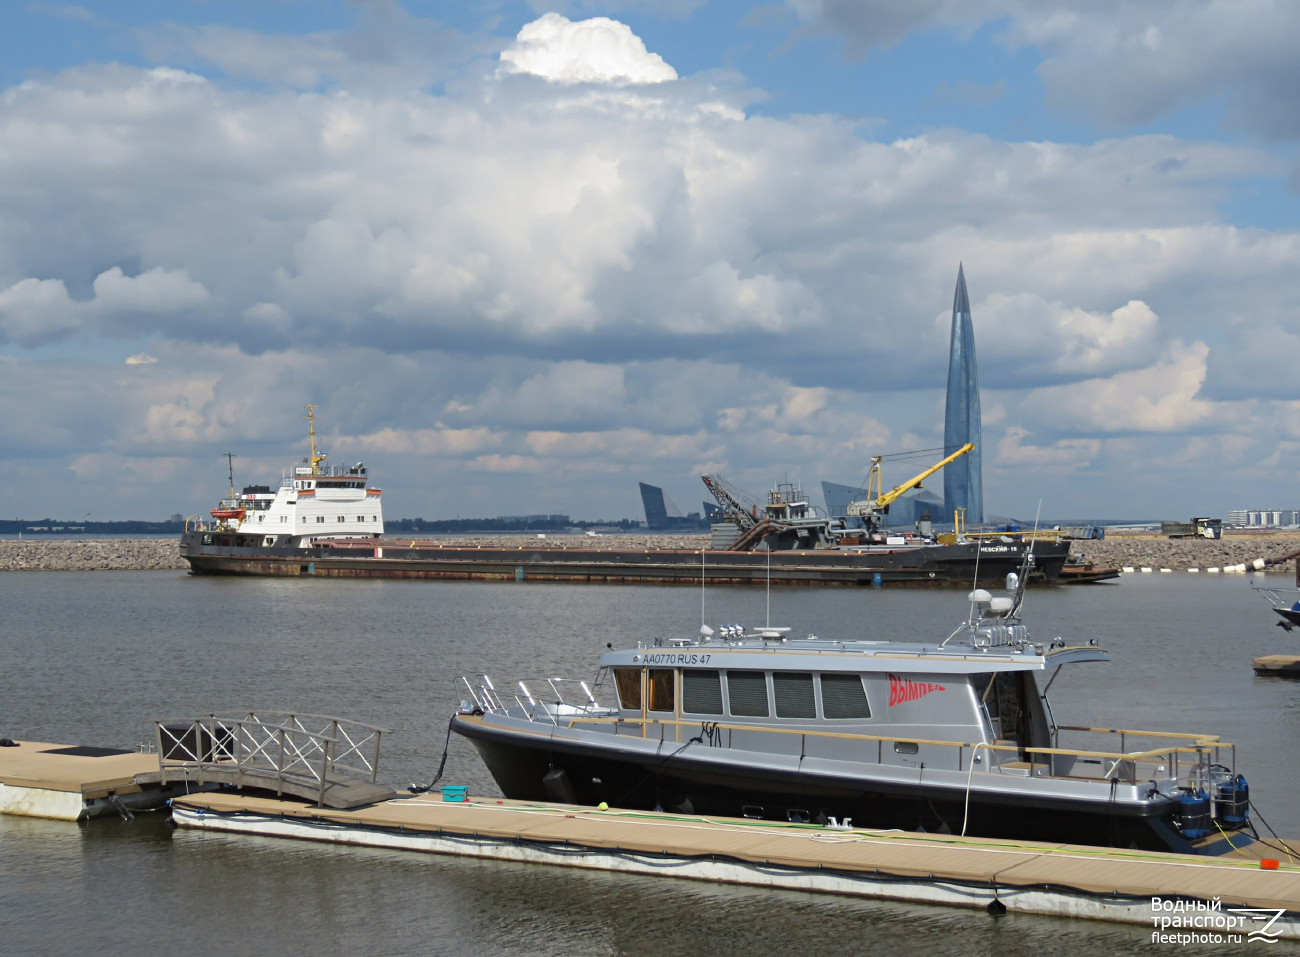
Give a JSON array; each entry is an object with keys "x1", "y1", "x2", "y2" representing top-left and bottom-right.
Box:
[{"x1": 453, "y1": 715, "x2": 1193, "y2": 854}]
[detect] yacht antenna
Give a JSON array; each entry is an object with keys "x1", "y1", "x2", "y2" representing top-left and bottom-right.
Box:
[
  {"x1": 1009, "y1": 500, "x2": 1043, "y2": 618},
  {"x1": 700, "y1": 547, "x2": 706, "y2": 629},
  {"x1": 766, "y1": 546, "x2": 772, "y2": 628}
]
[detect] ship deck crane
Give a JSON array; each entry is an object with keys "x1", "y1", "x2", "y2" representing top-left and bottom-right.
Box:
[
  {"x1": 701, "y1": 474, "x2": 760, "y2": 532},
  {"x1": 846, "y1": 443, "x2": 974, "y2": 526}
]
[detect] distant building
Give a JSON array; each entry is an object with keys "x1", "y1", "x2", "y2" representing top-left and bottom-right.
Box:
[
  {"x1": 944, "y1": 264, "x2": 983, "y2": 524},
  {"x1": 885, "y1": 491, "x2": 944, "y2": 528},
  {"x1": 1227, "y1": 509, "x2": 1300, "y2": 528},
  {"x1": 639, "y1": 482, "x2": 708, "y2": 530},
  {"x1": 820, "y1": 481, "x2": 867, "y2": 519}
]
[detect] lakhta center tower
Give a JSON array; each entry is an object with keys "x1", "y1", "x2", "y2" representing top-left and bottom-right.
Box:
[{"x1": 943, "y1": 264, "x2": 983, "y2": 524}]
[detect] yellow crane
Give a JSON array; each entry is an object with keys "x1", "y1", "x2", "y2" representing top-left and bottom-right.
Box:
[{"x1": 846, "y1": 444, "x2": 974, "y2": 524}]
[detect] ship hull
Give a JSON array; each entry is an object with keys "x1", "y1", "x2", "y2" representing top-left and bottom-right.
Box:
[
  {"x1": 452, "y1": 715, "x2": 1191, "y2": 853},
  {"x1": 179, "y1": 533, "x2": 1071, "y2": 586}
]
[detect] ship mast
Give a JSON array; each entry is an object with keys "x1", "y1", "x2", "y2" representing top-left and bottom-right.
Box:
[
  {"x1": 223, "y1": 452, "x2": 236, "y2": 504},
  {"x1": 304, "y1": 404, "x2": 326, "y2": 476}
]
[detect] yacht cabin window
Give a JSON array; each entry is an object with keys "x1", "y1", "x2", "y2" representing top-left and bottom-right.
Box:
[
  {"x1": 648, "y1": 669, "x2": 675, "y2": 712},
  {"x1": 613, "y1": 668, "x2": 641, "y2": 710},
  {"x1": 820, "y1": 673, "x2": 871, "y2": 719},
  {"x1": 726, "y1": 671, "x2": 769, "y2": 717},
  {"x1": 773, "y1": 673, "x2": 816, "y2": 718},
  {"x1": 682, "y1": 670, "x2": 723, "y2": 715}
]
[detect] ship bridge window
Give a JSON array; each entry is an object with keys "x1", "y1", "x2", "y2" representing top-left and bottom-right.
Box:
[
  {"x1": 682, "y1": 670, "x2": 723, "y2": 715},
  {"x1": 820, "y1": 674, "x2": 871, "y2": 719},
  {"x1": 614, "y1": 668, "x2": 641, "y2": 710},
  {"x1": 727, "y1": 671, "x2": 769, "y2": 717},
  {"x1": 648, "y1": 669, "x2": 675, "y2": 712},
  {"x1": 773, "y1": 673, "x2": 816, "y2": 718}
]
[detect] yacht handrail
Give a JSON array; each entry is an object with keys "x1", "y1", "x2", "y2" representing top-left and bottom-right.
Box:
[
  {"x1": 548, "y1": 714, "x2": 1231, "y2": 785},
  {"x1": 1052, "y1": 724, "x2": 1220, "y2": 742},
  {"x1": 561, "y1": 715, "x2": 1226, "y2": 758}
]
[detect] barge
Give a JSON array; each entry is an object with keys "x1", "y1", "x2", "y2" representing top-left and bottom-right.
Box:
[{"x1": 179, "y1": 408, "x2": 1069, "y2": 585}]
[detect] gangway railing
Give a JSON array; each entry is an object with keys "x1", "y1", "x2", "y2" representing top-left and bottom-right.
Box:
[{"x1": 154, "y1": 711, "x2": 391, "y2": 807}]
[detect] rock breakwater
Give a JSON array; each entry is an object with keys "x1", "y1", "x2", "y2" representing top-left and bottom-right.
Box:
[
  {"x1": 0, "y1": 539, "x2": 186, "y2": 571},
  {"x1": 1074, "y1": 537, "x2": 1300, "y2": 573}
]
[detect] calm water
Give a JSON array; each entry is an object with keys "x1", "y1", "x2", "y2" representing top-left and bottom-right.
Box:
[{"x1": 1, "y1": 571, "x2": 1297, "y2": 955}]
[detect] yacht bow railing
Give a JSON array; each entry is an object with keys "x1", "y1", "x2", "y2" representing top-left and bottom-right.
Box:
[{"x1": 458, "y1": 675, "x2": 616, "y2": 725}]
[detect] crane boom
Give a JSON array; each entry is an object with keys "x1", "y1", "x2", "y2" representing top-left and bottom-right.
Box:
[
  {"x1": 701, "y1": 474, "x2": 759, "y2": 531},
  {"x1": 846, "y1": 444, "x2": 974, "y2": 518}
]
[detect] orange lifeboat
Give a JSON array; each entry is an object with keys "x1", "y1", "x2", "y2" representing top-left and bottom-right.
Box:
[{"x1": 210, "y1": 507, "x2": 245, "y2": 521}]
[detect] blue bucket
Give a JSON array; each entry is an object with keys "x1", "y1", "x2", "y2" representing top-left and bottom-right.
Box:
[{"x1": 441, "y1": 785, "x2": 468, "y2": 803}]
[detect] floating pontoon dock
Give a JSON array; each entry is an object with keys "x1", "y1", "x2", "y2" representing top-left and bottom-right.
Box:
[
  {"x1": 1254, "y1": 655, "x2": 1300, "y2": 677},
  {"x1": 170, "y1": 790, "x2": 1300, "y2": 936},
  {"x1": 0, "y1": 740, "x2": 178, "y2": 820},
  {"x1": 7, "y1": 722, "x2": 1300, "y2": 938}
]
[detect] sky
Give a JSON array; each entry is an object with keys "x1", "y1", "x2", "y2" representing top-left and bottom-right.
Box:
[{"x1": 3, "y1": 1, "x2": 1300, "y2": 522}]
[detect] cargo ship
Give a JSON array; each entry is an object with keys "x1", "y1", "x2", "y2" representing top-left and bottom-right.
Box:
[{"x1": 180, "y1": 411, "x2": 1070, "y2": 585}]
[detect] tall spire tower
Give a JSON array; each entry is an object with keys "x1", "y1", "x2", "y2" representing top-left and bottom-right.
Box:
[{"x1": 943, "y1": 264, "x2": 983, "y2": 524}]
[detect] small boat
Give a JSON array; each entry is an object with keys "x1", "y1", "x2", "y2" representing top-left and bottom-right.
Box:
[
  {"x1": 1251, "y1": 580, "x2": 1300, "y2": 631},
  {"x1": 452, "y1": 570, "x2": 1252, "y2": 853},
  {"x1": 1058, "y1": 559, "x2": 1121, "y2": 584}
]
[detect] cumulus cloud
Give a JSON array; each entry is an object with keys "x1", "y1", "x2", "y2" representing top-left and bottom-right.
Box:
[
  {"x1": 0, "y1": 60, "x2": 1279, "y2": 378},
  {"x1": 138, "y1": 4, "x2": 476, "y2": 93},
  {"x1": 0, "y1": 267, "x2": 209, "y2": 347},
  {"x1": 1020, "y1": 341, "x2": 1217, "y2": 434},
  {"x1": 996, "y1": 426, "x2": 1101, "y2": 471},
  {"x1": 498, "y1": 13, "x2": 678, "y2": 84},
  {"x1": 1, "y1": 10, "x2": 1298, "y2": 519},
  {"x1": 783, "y1": 1, "x2": 1300, "y2": 139},
  {"x1": 969, "y1": 295, "x2": 1161, "y2": 386}
]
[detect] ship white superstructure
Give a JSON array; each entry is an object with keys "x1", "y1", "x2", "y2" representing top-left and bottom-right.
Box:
[{"x1": 192, "y1": 406, "x2": 383, "y2": 547}]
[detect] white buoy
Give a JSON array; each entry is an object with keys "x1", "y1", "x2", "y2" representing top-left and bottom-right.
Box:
[
  {"x1": 1122, "y1": 566, "x2": 1135, "y2": 573},
  {"x1": 1160, "y1": 568, "x2": 1172, "y2": 573},
  {"x1": 1208, "y1": 567, "x2": 1220, "y2": 573},
  {"x1": 1141, "y1": 567, "x2": 1153, "y2": 573},
  {"x1": 1188, "y1": 568, "x2": 1199, "y2": 573}
]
